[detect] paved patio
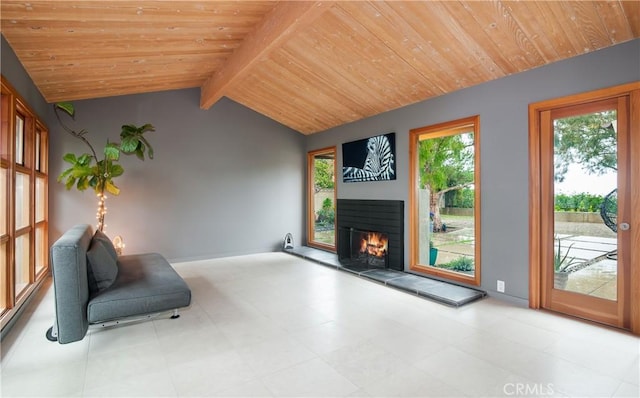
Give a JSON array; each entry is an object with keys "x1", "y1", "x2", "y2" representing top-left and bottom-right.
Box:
[
  {"x1": 432, "y1": 216, "x2": 619, "y2": 301},
  {"x1": 557, "y1": 234, "x2": 617, "y2": 300}
]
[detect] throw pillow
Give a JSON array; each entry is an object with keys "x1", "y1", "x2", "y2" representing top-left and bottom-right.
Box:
[
  {"x1": 93, "y1": 230, "x2": 118, "y2": 261},
  {"x1": 86, "y1": 258, "x2": 99, "y2": 294},
  {"x1": 86, "y1": 240, "x2": 119, "y2": 292}
]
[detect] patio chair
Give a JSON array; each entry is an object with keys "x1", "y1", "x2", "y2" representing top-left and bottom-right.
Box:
[{"x1": 599, "y1": 188, "x2": 617, "y2": 260}]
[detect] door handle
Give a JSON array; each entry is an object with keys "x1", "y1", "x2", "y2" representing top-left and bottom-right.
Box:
[{"x1": 619, "y1": 222, "x2": 630, "y2": 231}]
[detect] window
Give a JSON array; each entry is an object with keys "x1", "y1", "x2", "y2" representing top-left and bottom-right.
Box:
[
  {"x1": 35, "y1": 128, "x2": 41, "y2": 172},
  {"x1": 307, "y1": 147, "x2": 336, "y2": 251},
  {"x1": 15, "y1": 114, "x2": 24, "y2": 166},
  {"x1": 1, "y1": 75, "x2": 49, "y2": 327},
  {"x1": 34, "y1": 122, "x2": 47, "y2": 277},
  {"x1": 409, "y1": 116, "x2": 481, "y2": 286}
]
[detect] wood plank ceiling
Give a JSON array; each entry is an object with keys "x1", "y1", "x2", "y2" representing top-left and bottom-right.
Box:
[{"x1": 2, "y1": 1, "x2": 639, "y2": 134}]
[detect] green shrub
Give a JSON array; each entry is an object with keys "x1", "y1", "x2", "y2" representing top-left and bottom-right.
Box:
[
  {"x1": 316, "y1": 198, "x2": 335, "y2": 225},
  {"x1": 322, "y1": 198, "x2": 333, "y2": 210},
  {"x1": 445, "y1": 187, "x2": 474, "y2": 208},
  {"x1": 554, "y1": 192, "x2": 603, "y2": 212},
  {"x1": 441, "y1": 257, "x2": 474, "y2": 272}
]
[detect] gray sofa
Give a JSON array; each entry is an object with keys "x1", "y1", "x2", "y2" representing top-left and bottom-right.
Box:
[{"x1": 47, "y1": 224, "x2": 191, "y2": 344}]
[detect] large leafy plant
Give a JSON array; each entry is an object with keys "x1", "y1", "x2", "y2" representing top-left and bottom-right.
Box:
[{"x1": 54, "y1": 102, "x2": 155, "y2": 230}]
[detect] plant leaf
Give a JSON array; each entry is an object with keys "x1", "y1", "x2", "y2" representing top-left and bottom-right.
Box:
[
  {"x1": 71, "y1": 165, "x2": 93, "y2": 178},
  {"x1": 110, "y1": 164, "x2": 124, "y2": 178},
  {"x1": 120, "y1": 124, "x2": 155, "y2": 158},
  {"x1": 56, "y1": 107, "x2": 155, "y2": 198},
  {"x1": 55, "y1": 102, "x2": 75, "y2": 117},
  {"x1": 76, "y1": 176, "x2": 90, "y2": 191},
  {"x1": 105, "y1": 180, "x2": 120, "y2": 196},
  {"x1": 104, "y1": 142, "x2": 120, "y2": 160},
  {"x1": 65, "y1": 176, "x2": 76, "y2": 190},
  {"x1": 139, "y1": 136, "x2": 154, "y2": 159},
  {"x1": 120, "y1": 124, "x2": 137, "y2": 137},
  {"x1": 57, "y1": 167, "x2": 73, "y2": 181},
  {"x1": 62, "y1": 153, "x2": 77, "y2": 164},
  {"x1": 120, "y1": 135, "x2": 140, "y2": 153},
  {"x1": 89, "y1": 176, "x2": 99, "y2": 190},
  {"x1": 135, "y1": 141, "x2": 146, "y2": 160},
  {"x1": 77, "y1": 153, "x2": 92, "y2": 166},
  {"x1": 139, "y1": 123, "x2": 155, "y2": 134}
]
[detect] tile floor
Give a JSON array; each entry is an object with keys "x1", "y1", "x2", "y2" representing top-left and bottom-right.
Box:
[{"x1": 1, "y1": 252, "x2": 638, "y2": 397}]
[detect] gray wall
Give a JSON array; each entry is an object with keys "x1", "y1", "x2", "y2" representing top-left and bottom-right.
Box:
[
  {"x1": 3, "y1": 31, "x2": 639, "y2": 303},
  {"x1": 306, "y1": 39, "x2": 640, "y2": 303},
  {"x1": 47, "y1": 91, "x2": 306, "y2": 261},
  {"x1": 1, "y1": 35, "x2": 49, "y2": 120},
  {"x1": 3, "y1": 34, "x2": 305, "y2": 261}
]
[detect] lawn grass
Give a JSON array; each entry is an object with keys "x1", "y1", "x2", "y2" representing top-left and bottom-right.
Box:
[{"x1": 314, "y1": 229, "x2": 335, "y2": 245}]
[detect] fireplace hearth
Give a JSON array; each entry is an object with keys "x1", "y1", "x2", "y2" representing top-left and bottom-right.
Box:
[{"x1": 337, "y1": 199, "x2": 403, "y2": 271}]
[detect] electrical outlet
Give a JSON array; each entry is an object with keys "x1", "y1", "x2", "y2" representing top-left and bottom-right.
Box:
[{"x1": 497, "y1": 280, "x2": 505, "y2": 293}]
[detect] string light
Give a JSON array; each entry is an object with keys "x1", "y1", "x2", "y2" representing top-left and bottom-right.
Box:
[
  {"x1": 96, "y1": 192, "x2": 107, "y2": 231},
  {"x1": 113, "y1": 235, "x2": 125, "y2": 255}
]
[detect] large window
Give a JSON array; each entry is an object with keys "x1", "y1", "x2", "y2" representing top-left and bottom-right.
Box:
[
  {"x1": 1, "y1": 76, "x2": 49, "y2": 328},
  {"x1": 409, "y1": 116, "x2": 481, "y2": 286},
  {"x1": 307, "y1": 147, "x2": 336, "y2": 251}
]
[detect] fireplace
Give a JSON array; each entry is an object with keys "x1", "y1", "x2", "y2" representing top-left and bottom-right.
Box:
[
  {"x1": 340, "y1": 228, "x2": 389, "y2": 269},
  {"x1": 337, "y1": 199, "x2": 404, "y2": 271}
]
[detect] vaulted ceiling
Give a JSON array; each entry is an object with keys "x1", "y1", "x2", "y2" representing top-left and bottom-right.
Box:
[{"x1": 2, "y1": 1, "x2": 639, "y2": 134}]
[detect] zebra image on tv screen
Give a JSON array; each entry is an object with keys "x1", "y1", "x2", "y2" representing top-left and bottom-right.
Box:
[{"x1": 342, "y1": 133, "x2": 396, "y2": 183}]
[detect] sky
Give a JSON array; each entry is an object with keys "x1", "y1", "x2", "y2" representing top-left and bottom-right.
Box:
[{"x1": 555, "y1": 164, "x2": 617, "y2": 196}]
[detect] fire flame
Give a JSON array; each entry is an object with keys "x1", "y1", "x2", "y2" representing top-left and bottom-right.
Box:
[{"x1": 359, "y1": 232, "x2": 388, "y2": 258}]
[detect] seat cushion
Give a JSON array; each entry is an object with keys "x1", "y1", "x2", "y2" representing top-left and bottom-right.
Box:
[
  {"x1": 87, "y1": 253, "x2": 191, "y2": 323},
  {"x1": 86, "y1": 239, "x2": 119, "y2": 292}
]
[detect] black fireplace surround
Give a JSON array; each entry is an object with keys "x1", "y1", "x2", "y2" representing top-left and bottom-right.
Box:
[{"x1": 337, "y1": 199, "x2": 404, "y2": 271}]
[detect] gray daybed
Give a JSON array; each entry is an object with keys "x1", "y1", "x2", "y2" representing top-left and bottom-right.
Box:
[{"x1": 47, "y1": 224, "x2": 191, "y2": 344}]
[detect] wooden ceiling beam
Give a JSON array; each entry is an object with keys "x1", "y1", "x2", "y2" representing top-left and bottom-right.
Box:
[{"x1": 199, "y1": 1, "x2": 334, "y2": 110}]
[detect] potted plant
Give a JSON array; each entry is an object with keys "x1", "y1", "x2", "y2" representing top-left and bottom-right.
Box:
[
  {"x1": 554, "y1": 237, "x2": 581, "y2": 289},
  {"x1": 54, "y1": 102, "x2": 155, "y2": 231},
  {"x1": 429, "y1": 240, "x2": 438, "y2": 265}
]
